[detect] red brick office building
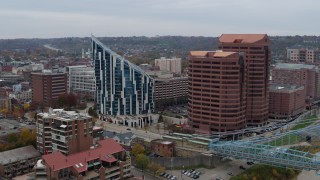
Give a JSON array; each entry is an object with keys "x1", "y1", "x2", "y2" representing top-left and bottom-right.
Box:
[
  {"x1": 31, "y1": 72, "x2": 67, "y2": 107},
  {"x1": 271, "y1": 63, "x2": 320, "y2": 106},
  {"x1": 269, "y1": 84, "x2": 305, "y2": 119},
  {"x1": 219, "y1": 34, "x2": 270, "y2": 127},
  {"x1": 188, "y1": 51, "x2": 247, "y2": 132}
]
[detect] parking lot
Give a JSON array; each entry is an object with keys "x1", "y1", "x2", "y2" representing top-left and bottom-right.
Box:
[
  {"x1": 163, "y1": 105, "x2": 188, "y2": 118},
  {"x1": 145, "y1": 158, "x2": 248, "y2": 180}
]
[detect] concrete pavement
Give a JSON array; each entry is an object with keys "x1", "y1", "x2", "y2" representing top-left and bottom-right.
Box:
[{"x1": 97, "y1": 120, "x2": 163, "y2": 141}]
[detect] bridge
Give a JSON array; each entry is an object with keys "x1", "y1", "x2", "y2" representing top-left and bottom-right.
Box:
[{"x1": 209, "y1": 118, "x2": 320, "y2": 174}]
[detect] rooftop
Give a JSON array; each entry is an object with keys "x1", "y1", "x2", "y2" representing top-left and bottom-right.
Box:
[
  {"x1": 190, "y1": 51, "x2": 236, "y2": 58},
  {"x1": 269, "y1": 83, "x2": 304, "y2": 92},
  {"x1": 152, "y1": 139, "x2": 174, "y2": 145},
  {"x1": 0, "y1": 145, "x2": 40, "y2": 165},
  {"x1": 38, "y1": 109, "x2": 90, "y2": 121},
  {"x1": 274, "y1": 63, "x2": 316, "y2": 70},
  {"x1": 219, "y1": 34, "x2": 267, "y2": 43},
  {"x1": 42, "y1": 138, "x2": 124, "y2": 172}
]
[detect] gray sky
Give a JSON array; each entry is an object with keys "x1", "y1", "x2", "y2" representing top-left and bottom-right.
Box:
[{"x1": 1, "y1": 0, "x2": 319, "y2": 38}]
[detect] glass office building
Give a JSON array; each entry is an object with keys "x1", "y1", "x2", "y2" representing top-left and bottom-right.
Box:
[{"x1": 92, "y1": 36, "x2": 154, "y2": 115}]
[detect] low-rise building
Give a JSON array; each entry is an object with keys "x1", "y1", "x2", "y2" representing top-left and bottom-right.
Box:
[
  {"x1": 151, "y1": 139, "x2": 175, "y2": 157},
  {"x1": 107, "y1": 114, "x2": 159, "y2": 128},
  {"x1": 269, "y1": 84, "x2": 306, "y2": 119},
  {"x1": 0, "y1": 145, "x2": 41, "y2": 179},
  {"x1": 271, "y1": 63, "x2": 320, "y2": 105},
  {"x1": 41, "y1": 139, "x2": 131, "y2": 180},
  {"x1": 104, "y1": 131, "x2": 144, "y2": 150}
]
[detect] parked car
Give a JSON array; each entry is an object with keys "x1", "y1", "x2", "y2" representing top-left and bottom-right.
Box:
[
  {"x1": 216, "y1": 177, "x2": 223, "y2": 180},
  {"x1": 247, "y1": 162, "x2": 254, "y2": 165},
  {"x1": 126, "y1": 128, "x2": 131, "y2": 131},
  {"x1": 159, "y1": 172, "x2": 165, "y2": 176},
  {"x1": 171, "y1": 176, "x2": 177, "y2": 180},
  {"x1": 240, "y1": 165, "x2": 246, "y2": 170},
  {"x1": 227, "y1": 172, "x2": 234, "y2": 176}
]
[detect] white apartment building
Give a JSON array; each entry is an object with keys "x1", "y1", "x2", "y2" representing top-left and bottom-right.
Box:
[
  {"x1": 155, "y1": 57, "x2": 182, "y2": 74},
  {"x1": 66, "y1": 65, "x2": 95, "y2": 101}
]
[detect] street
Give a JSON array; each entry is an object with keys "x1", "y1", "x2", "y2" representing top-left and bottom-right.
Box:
[{"x1": 96, "y1": 119, "x2": 163, "y2": 141}]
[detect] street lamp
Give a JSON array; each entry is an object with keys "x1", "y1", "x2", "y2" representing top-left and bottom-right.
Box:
[{"x1": 181, "y1": 165, "x2": 184, "y2": 180}]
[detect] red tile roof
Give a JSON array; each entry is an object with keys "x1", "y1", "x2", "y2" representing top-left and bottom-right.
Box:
[
  {"x1": 42, "y1": 138, "x2": 124, "y2": 172},
  {"x1": 219, "y1": 34, "x2": 267, "y2": 43}
]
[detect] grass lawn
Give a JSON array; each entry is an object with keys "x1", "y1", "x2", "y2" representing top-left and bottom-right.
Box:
[
  {"x1": 267, "y1": 115, "x2": 318, "y2": 146},
  {"x1": 291, "y1": 115, "x2": 318, "y2": 130}
]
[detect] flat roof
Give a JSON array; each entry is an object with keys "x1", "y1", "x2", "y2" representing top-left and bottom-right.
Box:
[
  {"x1": 269, "y1": 83, "x2": 304, "y2": 92},
  {"x1": 219, "y1": 34, "x2": 267, "y2": 43},
  {"x1": 190, "y1": 51, "x2": 236, "y2": 58},
  {"x1": 274, "y1": 63, "x2": 316, "y2": 70},
  {"x1": 0, "y1": 145, "x2": 40, "y2": 165}
]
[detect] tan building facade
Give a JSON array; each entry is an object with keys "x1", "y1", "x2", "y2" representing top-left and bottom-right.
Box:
[{"x1": 155, "y1": 57, "x2": 182, "y2": 74}]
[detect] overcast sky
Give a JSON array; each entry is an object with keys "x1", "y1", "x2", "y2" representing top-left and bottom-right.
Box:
[{"x1": 1, "y1": 0, "x2": 319, "y2": 39}]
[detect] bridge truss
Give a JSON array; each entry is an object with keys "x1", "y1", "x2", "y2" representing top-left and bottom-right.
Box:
[{"x1": 209, "y1": 120, "x2": 320, "y2": 173}]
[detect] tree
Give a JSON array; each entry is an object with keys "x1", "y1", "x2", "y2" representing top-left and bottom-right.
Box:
[
  {"x1": 0, "y1": 108, "x2": 8, "y2": 117},
  {"x1": 135, "y1": 154, "x2": 149, "y2": 171},
  {"x1": 147, "y1": 163, "x2": 164, "y2": 176},
  {"x1": 88, "y1": 107, "x2": 98, "y2": 118},
  {"x1": 57, "y1": 93, "x2": 78, "y2": 110},
  {"x1": 156, "y1": 166, "x2": 166, "y2": 176},
  {"x1": 23, "y1": 103, "x2": 31, "y2": 111},
  {"x1": 132, "y1": 144, "x2": 145, "y2": 157}
]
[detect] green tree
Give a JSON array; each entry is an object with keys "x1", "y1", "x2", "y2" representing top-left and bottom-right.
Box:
[
  {"x1": 132, "y1": 144, "x2": 145, "y2": 157},
  {"x1": 135, "y1": 154, "x2": 149, "y2": 171},
  {"x1": 147, "y1": 163, "x2": 164, "y2": 176}
]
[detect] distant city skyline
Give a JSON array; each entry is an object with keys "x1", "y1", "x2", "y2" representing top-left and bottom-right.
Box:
[{"x1": 1, "y1": 0, "x2": 319, "y2": 39}]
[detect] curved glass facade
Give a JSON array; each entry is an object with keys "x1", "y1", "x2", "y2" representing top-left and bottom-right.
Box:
[{"x1": 92, "y1": 36, "x2": 154, "y2": 115}]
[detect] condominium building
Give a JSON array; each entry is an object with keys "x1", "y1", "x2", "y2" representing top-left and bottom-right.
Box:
[
  {"x1": 271, "y1": 63, "x2": 320, "y2": 105},
  {"x1": 31, "y1": 71, "x2": 67, "y2": 107},
  {"x1": 219, "y1": 34, "x2": 270, "y2": 127},
  {"x1": 0, "y1": 145, "x2": 40, "y2": 179},
  {"x1": 287, "y1": 48, "x2": 320, "y2": 63},
  {"x1": 147, "y1": 71, "x2": 188, "y2": 108},
  {"x1": 36, "y1": 109, "x2": 93, "y2": 155},
  {"x1": 92, "y1": 36, "x2": 154, "y2": 116},
  {"x1": 66, "y1": 65, "x2": 95, "y2": 101},
  {"x1": 155, "y1": 57, "x2": 182, "y2": 74},
  {"x1": 154, "y1": 77, "x2": 188, "y2": 108},
  {"x1": 188, "y1": 51, "x2": 246, "y2": 133},
  {"x1": 40, "y1": 139, "x2": 131, "y2": 180},
  {"x1": 269, "y1": 84, "x2": 305, "y2": 119}
]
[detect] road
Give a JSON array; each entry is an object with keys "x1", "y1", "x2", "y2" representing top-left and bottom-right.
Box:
[{"x1": 97, "y1": 119, "x2": 162, "y2": 142}]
